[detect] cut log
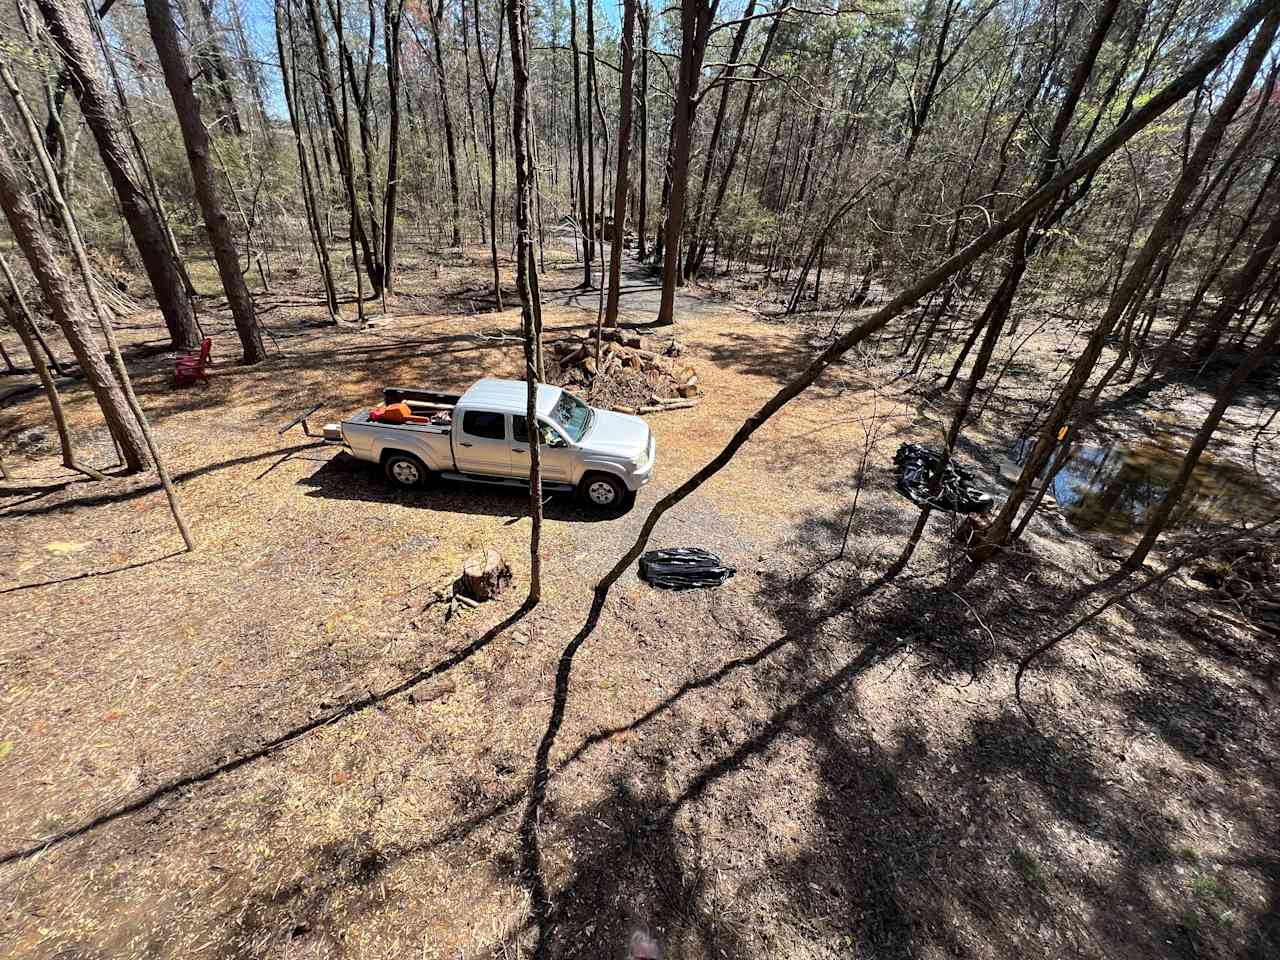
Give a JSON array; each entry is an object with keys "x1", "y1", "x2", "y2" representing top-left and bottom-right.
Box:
[
  {"x1": 461, "y1": 548, "x2": 512, "y2": 601},
  {"x1": 637, "y1": 399, "x2": 699, "y2": 413}
]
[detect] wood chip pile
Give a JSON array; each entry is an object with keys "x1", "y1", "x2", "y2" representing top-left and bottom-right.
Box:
[{"x1": 547, "y1": 327, "x2": 702, "y2": 413}]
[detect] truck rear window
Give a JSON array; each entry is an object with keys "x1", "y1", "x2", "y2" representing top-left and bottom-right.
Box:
[{"x1": 462, "y1": 410, "x2": 505, "y2": 439}]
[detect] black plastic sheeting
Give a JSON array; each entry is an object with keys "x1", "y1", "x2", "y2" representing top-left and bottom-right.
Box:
[
  {"x1": 639, "y1": 548, "x2": 737, "y2": 590},
  {"x1": 893, "y1": 443, "x2": 994, "y2": 514}
]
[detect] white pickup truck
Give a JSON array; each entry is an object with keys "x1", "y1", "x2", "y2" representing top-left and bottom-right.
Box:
[{"x1": 335, "y1": 378, "x2": 655, "y2": 509}]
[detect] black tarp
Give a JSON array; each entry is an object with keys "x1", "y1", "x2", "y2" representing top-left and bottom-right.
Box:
[{"x1": 639, "y1": 548, "x2": 736, "y2": 590}]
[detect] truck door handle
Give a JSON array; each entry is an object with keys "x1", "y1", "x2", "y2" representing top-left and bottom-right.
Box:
[
  {"x1": 459, "y1": 441, "x2": 473, "y2": 447},
  {"x1": 512, "y1": 447, "x2": 526, "y2": 453}
]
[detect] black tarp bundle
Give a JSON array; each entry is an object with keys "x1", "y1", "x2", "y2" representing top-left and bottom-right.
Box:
[
  {"x1": 893, "y1": 443, "x2": 994, "y2": 514},
  {"x1": 639, "y1": 548, "x2": 736, "y2": 589}
]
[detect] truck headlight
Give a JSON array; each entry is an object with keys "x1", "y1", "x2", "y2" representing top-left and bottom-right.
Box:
[{"x1": 632, "y1": 437, "x2": 653, "y2": 470}]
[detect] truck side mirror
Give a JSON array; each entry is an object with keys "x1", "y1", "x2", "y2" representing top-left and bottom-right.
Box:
[{"x1": 541, "y1": 424, "x2": 566, "y2": 447}]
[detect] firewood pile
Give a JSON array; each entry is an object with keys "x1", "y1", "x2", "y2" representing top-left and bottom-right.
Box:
[{"x1": 547, "y1": 327, "x2": 702, "y2": 413}]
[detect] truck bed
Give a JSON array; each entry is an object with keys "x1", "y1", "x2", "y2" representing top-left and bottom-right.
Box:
[{"x1": 344, "y1": 410, "x2": 450, "y2": 433}]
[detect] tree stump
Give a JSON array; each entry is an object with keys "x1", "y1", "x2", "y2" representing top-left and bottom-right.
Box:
[{"x1": 460, "y1": 548, "x2": 512, "y2": 601}]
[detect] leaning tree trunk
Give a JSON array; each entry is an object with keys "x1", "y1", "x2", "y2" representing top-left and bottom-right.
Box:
[
  {"x1": 304, "y1": 0, "x2": 377, "y2": 301},
  {"x1": 603, "y1": 0, "x2": 637, "y2": 327},
  {"x1": 10, "y1": 84, "x2": 195, "y2": 548},
  {"x1": 0, "y1": 253, "x2": 103, "y2": 478},
  {"x1": 144, "y1": 0, "x2": 267, "y2": 364},
  {"x1": 33, "y1": 0, "x2": 200, "y2": 353},
  {"x1": 1190, "y1": 203, "x2": 1280, "y2": 361},
  {"x1": 507, "y1": 0, "x2": 543, "y2": 602},
  {"x1": 975, "y1": 7, "x2": 1280, "y2": 561},
  {"x1": 0, "y1": 137, "x2": 148, "y2": 471},
  {"x1": 1125, "y1": 313, "x2": 1280, "y2": 572}
]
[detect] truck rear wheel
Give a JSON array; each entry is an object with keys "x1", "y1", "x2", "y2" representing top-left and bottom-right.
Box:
[
  {"x1": 580, "y1": 473, "x2": 632, "y2": 510},
  {"x1": 384, "y1": 452, "x2": 428, "y2": 489}
]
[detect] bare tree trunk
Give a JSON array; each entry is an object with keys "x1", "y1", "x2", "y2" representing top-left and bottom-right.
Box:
[
  {"x1": 473, "y1": 0, "x2": 505, "y2": 310},
  {"x1": 688, "y1": 0, "x2": 785, "y2": 278},
  {"x1": 228, "y1": 0, "x2": 271, "y2": 135},
  {"x1": 80, "y1": 0, "x2": 199, "y2": 304},
  {"x1": 976, "y1": 7, "x2": 1280, "y2": 561},
  {"x1": 460, "y1": 0, "x2": 487, "y2": 243},
  {"x1": 0, "y1": 137, "x2": 148, "y2": 471},
  {"x1": 1125, "y1": 313, "x2": 1280, "y2": 571},
  {"x1": 656, "y1": 0, "x2": 717, "y2": 325},
  {"x1": 506, "y1": 0, "x2": 542, "y2": 603},
  {"x1": 383, "y1": 0, "x2": 407, "y2": 290},
  {"x1": 33, "y1": 0, "x2": 201, "y2": 352},
  {"x1": 0, "y1": 254, "x2": 105, "y2": 479},
  {"x1": 194, "y1": 0, "x2": 244, "y2": 134},
  {"x1": 682, "y1": 0, "x2": 756, "y2": 280},
  {"x1": 304, "y1": 0, "x2": 376, "y2": 305},
  {"x1": 786, "y1": 180, "x2": 882, "y2": 314},
  {"x1": 1191, "y1": 203, "x2": 1280, "y2": 361},
  {"x1": 427, "y1": 0, "x2": 464, "y2": 247},
  {"x1": 635, "y1": 0, "x2": 649, "y2": 263},
  {"x1": 603, "y1": 0, "x2": 637, "y2": 327},
  {"x1": 569, "y1": 0, "x2": 592, "y2": 285},
  {"x1": 144, "y1": 0, "x2": 267, "y2": 364},
  {"x1": 14, "y1": 102, "x2": 194, "y2": 547},
  {"x1": 277, "y1": 0, "x2": 339, "y2": 321}
]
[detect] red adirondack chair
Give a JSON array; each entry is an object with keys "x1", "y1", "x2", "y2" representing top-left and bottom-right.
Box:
[{"x1": 175, "y1": 337, "x2": 212, "y2": 386}]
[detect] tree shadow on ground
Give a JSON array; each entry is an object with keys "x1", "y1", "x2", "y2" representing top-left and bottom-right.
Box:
[
  {"x1": 1, "y1": 441, "x2": 330, "y2": 520},
  {"x1": 0, "y1": 601, "x2": 534, "y2": 868}
]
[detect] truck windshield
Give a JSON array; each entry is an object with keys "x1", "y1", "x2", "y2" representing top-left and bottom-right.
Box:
[{"x1": 549, "y1": 390, "x2": 592, "y2": 442}]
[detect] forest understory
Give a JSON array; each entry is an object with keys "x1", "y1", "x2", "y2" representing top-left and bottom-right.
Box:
[{"x1": 2, "y1": 246, "x2": 1277, "y2": 960}]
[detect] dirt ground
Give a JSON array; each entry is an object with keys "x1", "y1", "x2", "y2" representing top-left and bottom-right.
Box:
[{"x1": 1, "y1": 244, "x2": 1277, "y2": 960}]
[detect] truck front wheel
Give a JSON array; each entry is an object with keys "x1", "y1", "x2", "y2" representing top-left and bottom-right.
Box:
[
  {"x1": 580, "y1": 473, "x2": 633, "y2": 510},
  {"x1": 384, "y1": 452, "x2": 428, "y2": 489}
]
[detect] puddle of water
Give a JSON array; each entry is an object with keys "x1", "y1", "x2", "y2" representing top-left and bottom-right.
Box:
[{"x1": 1003, "y1": 439, "x2": 1280, "y2": 536}]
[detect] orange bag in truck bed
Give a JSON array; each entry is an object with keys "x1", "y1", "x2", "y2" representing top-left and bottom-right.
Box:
[{"x1": 369, "y1": 402, "x2": 413, "y2": 424}]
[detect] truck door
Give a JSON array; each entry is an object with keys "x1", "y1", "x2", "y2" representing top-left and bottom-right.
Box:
[
  {"x1": 512, "y1": 416, "x2": 573, "y2": 483},
  {"x1": 455, "y1": 410, "x2": 512, "y2": 476}
]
